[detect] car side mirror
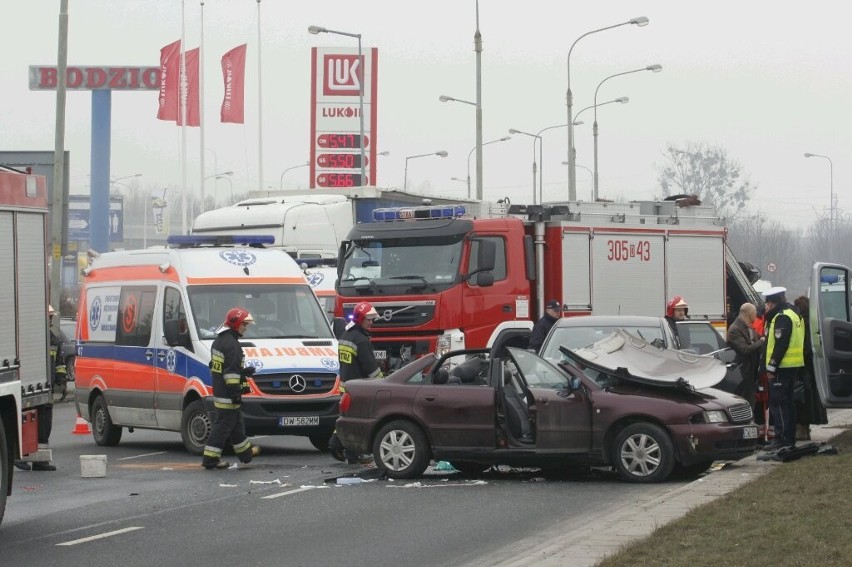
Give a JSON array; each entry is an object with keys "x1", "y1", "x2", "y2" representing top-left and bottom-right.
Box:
[{"x1": 569, "y1": 376, "x2": 581, "y2": 391}]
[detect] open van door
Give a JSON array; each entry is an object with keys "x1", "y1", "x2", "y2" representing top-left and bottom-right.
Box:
[{"x1": 810, "y1": 263, "x2": 852, "y2": 407}]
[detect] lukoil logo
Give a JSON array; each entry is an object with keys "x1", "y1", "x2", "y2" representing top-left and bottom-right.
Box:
[
  {"x1": 321, "y1": 106, "x2": 360, "y2": 118},
  {"x1": 323, "y1": 54, "x2": 361, "y2": 96}
]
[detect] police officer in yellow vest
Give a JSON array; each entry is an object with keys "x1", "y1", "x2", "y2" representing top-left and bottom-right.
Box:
[{"x1": 762, "y1": 287, "x2": 805, "y2": 450}]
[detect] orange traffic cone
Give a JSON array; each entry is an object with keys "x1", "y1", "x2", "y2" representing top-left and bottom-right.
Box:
[{"x1": 72, "y1": 411, "x2": 91, "y2": 435}]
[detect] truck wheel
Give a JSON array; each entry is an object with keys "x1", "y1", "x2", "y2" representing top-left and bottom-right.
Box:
[
  {"x1": 181, "y1": 400, "x2": 211, "y2": 456},
  {"x1": 612, "y1": 422, "x2": 675, "y2": 483},
  {"x1": 372, "y1": 420, "x2": 430, "y2": 480},
  {"x1": 1, "y1": 417, "x2": 9, "y2": 526},
  {"x1": 91, "y1": 395, "x2": 122, "y2": 446},
  {"x1": 309, "y1": 430, "x2": 333, "y2": 452}
]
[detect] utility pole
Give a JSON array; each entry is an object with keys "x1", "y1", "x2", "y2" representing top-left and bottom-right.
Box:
[{"x1": 50, "y1": 0, "x2": 69, "y2": 311}]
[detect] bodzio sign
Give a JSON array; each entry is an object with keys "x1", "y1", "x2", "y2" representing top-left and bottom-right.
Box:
[{"x1": 29, "y1": 66, "x2": 160, "y2": 91}]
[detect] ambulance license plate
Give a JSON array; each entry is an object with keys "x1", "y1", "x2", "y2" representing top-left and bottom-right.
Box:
[
  {"x1": 280, "y1": 416, "x2": 319, "y2": 427},
  {"x1": 374, "y1": 350, "x2": 387, "y2": 360},
  {"x1": 743, "y1": 426, "x2": 758, "y2": 439}
]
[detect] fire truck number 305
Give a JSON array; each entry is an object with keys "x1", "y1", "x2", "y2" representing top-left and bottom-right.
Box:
[{"x1": 607, "y1": 239, "x2": 652, "y2": 262}]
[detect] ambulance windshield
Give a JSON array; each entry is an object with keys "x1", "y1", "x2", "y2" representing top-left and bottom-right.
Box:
[{"x1": 187, "y1": 283, "x2": 334, "y2": 340}]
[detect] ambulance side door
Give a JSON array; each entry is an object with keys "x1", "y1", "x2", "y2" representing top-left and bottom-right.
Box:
[
  {"x1": 153, "y1": 285, "x2": 190, "y2": 430},
  {"x1": 113, "y1": 285, "x2": 158, "y2": 427}
]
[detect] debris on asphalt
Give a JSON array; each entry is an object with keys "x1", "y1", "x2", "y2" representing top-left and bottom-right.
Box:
[
  {"x1": 219, "y1": 483, "x2": 238, "y2": 488},
  {"x1": 249, "y1": 479, "x2": 285, "y2": 485}
]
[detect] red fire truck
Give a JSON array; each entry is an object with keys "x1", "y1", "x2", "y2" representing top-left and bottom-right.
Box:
[
  {"x1": 334, "y1": 199, "x2": 763, "y2": 371},
  {"x1": 0, "y1": 167, "x2": 51, "y2": 525}
]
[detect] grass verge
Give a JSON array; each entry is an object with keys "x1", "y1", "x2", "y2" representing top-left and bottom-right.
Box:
[{"x1": 598, "y1": 427, "x2": 852, "y2": 567}]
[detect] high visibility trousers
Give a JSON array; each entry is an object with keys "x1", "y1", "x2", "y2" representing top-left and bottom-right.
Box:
[{"x1": 202, "y1": 407, "x2": 253, "y2": 465}]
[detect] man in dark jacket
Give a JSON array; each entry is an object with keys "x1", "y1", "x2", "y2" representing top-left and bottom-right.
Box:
[
  {"x1": 726, "y1": 302, "x2": 765, "y2": 406},
  {"x1": 529, "y1": 300, "x2": 561, "y2": 353},
  {"x1": 202, "y1": 307, "x2": 261, "y2": 470},
  {"x1": 762, "y1": 287, "x2": 805, "y2": 451}
]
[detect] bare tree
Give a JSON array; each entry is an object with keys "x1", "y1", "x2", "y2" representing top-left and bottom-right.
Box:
[{"x1": 657, "y1": 142, "x2": 755, "y2": 219}]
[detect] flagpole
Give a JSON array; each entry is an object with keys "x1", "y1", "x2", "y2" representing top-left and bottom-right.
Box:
[
  {"x1": 256, "y1": 0, "x2": 263, "y2": 194},
  {"x1": 199, "y1": 1, "x2": 206, "y2": 213},
  {"x1": 180, "y1": 0, "x2": 188, "y2": 234}
]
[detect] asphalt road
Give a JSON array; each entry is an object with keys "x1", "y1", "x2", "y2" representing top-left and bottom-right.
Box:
[{"x1": 1, "y1": 400, "x2": 690, "y2": 566}]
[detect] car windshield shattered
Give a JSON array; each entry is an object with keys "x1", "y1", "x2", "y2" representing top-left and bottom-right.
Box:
[
  {"x1": 187, "y1": 284, "x2": 333, "y2": 340},
  {"x1": 339, "y1": 235, "x2": 464, "y2": 294}
]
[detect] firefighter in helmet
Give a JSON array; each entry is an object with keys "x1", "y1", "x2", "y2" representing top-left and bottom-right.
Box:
[
  {"x1": 665, "y1": 296, "x2": 689, "y2": 350},
  {"x1": 330, "y1": 301, "x2": 383, "y2": 464},
  {"x1": 202, "y1": 307, "x2": 261, "y2": 470}
]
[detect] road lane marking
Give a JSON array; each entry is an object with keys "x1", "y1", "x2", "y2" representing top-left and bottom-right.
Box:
[
  {"x1": 57, "y1": 526, "x2": 144, "y2": 546},
  {"x1": 262, "y1": 485, "x2": 325, "y2": 499},
  {"x1": 116, "y1": 451, "x2": 167, "y2": 461}
]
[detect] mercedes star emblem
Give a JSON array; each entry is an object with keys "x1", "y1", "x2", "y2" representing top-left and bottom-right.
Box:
[{"x1": 289, "y1": 374, "x2": 307, "y2": 393}]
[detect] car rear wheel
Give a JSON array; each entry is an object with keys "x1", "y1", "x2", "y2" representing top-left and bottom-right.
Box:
[
  {"x1": 372, "y1": 420, "x2": 430, "y2": 479},
  {"x1": 92, "y1": 395, "x2": 122, "y2": 446},
  {"x1": 65, "y1": 356, "x2": 76, "y2": 383},
  {"x1": 612, "y1": 422, "x2": 675, "y2": 483},
  {"x1": 181, "y1": 400, "x2": 211, "y2": 456}
]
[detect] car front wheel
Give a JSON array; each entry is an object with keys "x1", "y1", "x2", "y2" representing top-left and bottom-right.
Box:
[
  {"x1": 181, "y1": 400, "x2": 211, "y2": 455},
  {"x1": 92, "y1": 395, "x2": 122, "y2": 446},
  {"x1": 372, "y1": 420, "x2": 430, "y2": 479},
  {"x1": 612, "y1": 422, "x2": 675, "y2": 483}
]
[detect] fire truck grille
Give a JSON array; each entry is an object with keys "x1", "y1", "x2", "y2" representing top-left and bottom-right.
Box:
[
  {"x1": 254, "y1": 373, "x2": 337, "y2": 395},
  {"x1": 371, "y1": 304, "x2": 436, "y2": 328}
]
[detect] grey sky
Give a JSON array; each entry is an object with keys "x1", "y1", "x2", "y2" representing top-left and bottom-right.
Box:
[{"x1": 2, "y1": 1, "x2": 848, "y2": 229}]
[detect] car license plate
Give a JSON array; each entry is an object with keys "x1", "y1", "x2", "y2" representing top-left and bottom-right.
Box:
[
  {"x1": 743, "y1": 426, "x2": 758, "y2": 439},
  {"x1": 279, "y1": 416, "x2": 319, "y2": 427},
  {"x1": 374, "y1": 350, "x2": 387, "y2": 360}
]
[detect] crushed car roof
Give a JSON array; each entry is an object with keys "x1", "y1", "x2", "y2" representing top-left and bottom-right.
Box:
[{"x1": 560, "y1": 329, "x2": 727, "y2": 391}]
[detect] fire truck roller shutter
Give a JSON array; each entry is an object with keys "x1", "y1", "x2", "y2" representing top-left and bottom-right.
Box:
[
  {"x1": 561, "y1": 232, "x2": 591, "y2": 310},
  {"x1": 591, "y1": 233, "x2": 665, "y2": 316},
  {"x1": 665, "y1": 235, "x2": 725, "y2": 320}
]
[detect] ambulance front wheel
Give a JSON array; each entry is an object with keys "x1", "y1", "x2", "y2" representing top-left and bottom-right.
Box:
[
  {"x1": 181, "y1": 399, "x2": 211, "y2": 455},
  {"x1": 92, "y1": 395, "x2": 122, "y2": 446}
]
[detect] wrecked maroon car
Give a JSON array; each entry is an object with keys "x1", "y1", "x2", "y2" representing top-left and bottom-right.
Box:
[{"x1": 335, "y1": 330, "x2": 758, "y2": 483}]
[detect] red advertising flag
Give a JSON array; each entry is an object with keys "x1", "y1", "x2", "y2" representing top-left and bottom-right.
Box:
[
  {"x1": 220, "y1": 44, "x2": 247, "y2": 124},
  {"x1": 178, "y1": 47, "x2": 200, "y2": 127},
  {"x1": 157, "y1": 39, "x2": 181, "y2": 121}
]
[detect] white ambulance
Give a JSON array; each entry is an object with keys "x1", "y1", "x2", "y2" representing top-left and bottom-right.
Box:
[{"x1": 74, "y1": 235, "x2": 341, "y2": 454}]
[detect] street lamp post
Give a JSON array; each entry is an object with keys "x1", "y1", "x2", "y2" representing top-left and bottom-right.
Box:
[
  {"x1": 404, "y1": 151, "x2": 448, "y2": 191},
  {"x1": 534, "y1": 124, "x2": 572, "y2": 203},
  {"x1": 279, "y1": 162, "x2": 310, "y2": 190},
  {"x1": 509, "y1": 129, "x2": 542, "y2": 204},
  {"x1": 466, "y1": 137, "x2": 510, "y2": 199},
  {"x1": 593, "y1": 65, "x2": 661, "y2": 200},
  {"x1": 205, "y1": 170, "x2": 234, "y2": 204},
  {"x1": 110, "y1": 173, "x2": 142, "y2": 186},
  {"x1": 573, "y1": 97, "x2": 629, "y2": 125},
  {"x1": 439, "y1": 94, "x2": 482, "y2": 198},
  {"x1": 474, "y1": 0, "x2": 483, "y2": 201},
  {"x1": 566, "y1": 16, "x2": 649, "y2": 201},
  {"x1": 804, "y1": 152, "x2": 835, "y2": 224},
  {"x1": 309, "y1": 25, "x2": 366, "y2": 186}
]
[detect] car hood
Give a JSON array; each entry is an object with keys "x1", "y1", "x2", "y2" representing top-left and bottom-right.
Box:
[{"x1": 562, "y1": 329, "x2": 728, "y2": 391}]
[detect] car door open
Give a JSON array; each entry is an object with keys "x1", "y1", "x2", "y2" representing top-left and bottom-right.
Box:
[{"x1": 810, "y1": 263, "x2": 852, "y2": 407}]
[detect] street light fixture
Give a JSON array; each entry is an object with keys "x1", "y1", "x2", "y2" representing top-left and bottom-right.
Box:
[
  {"x1": 573, "y1": 96, "x2": 629, "y2": 125},
  {"x1": 309, "y1": 24, "x2": 366, "y2": 186},
  {"x1": 439, "y1": 93, "x2": 484, "y2": 200},
  {"x1": 509, "y1": 128, "x2": 542, "y2": 204},
  {"x1": 279, "y1": 162, "x2": 310, "y2": 190},
  {"x1": 593, "y1": 65, "x2": 661, "y2": 200},
  {"x1": 205, "y1": 171, "x2": 234, "y2": 204},
  {"x1": 804, "y1": 152, "x2": 835, "y2": 224},
  {"x1": 466, "y1": 136, "x2": 510, "y2": 199},
  {"x1": 404, "y1": 151, "x2": 448, "y2": 191},
  {"x1": 566, "y1": 16, "x2": 649, "y2": 200},
  {"x1": 110, "y1": 173, "x2": 142, "y2": 184}
]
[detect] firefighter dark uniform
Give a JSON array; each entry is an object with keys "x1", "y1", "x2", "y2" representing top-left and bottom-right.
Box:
[
  {"x1": 339, "y1": 324, "x2": 382, "y2": 382},
  {"x1": 331, "y1": 302, "x2": 382, "y2": 464},
  {"x1": 763, "y1": 287, "x2": 805, "y2": 450},
  {"x1": 202, "y1": 308, "x2": 260, "y2": 469}
]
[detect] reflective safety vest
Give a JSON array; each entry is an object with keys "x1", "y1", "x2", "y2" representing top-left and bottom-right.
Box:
[{"x1": 766, "y1": 307, "x2": 805, "y2": 368}]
